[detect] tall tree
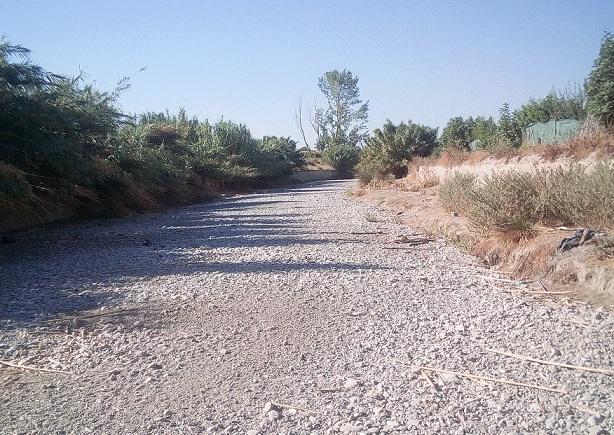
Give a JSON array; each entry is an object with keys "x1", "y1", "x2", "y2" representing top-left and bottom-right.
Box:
[
  {"x1": 317, "y1": 69, "x2": 369, "y2": 147},
  {"x1": 497, "y1": 103, "x2": 521, "y2": 147},
  {"x1": 586, "y1": 32, "x2": 614, "y2": 127}
]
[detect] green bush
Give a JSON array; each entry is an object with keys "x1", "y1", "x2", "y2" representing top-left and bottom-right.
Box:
[
  {"x1": 0, "y1": 38, "x2": 306, "y2": 221},
  {"x1": 357, "y1": 120, "x2": 438, "y2": 181},
  {"x1": 323, "y1": 142, "x2": 360, "y2": 177}
]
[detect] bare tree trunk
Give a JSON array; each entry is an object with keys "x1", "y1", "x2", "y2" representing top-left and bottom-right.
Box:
[{"x1": 295, "y1": 97, "x2": 311, "y2": 149}]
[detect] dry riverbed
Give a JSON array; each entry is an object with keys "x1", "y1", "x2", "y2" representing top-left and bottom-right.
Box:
[{"x1": 1, "y1": 180, "x2": 613, "y2": 434}]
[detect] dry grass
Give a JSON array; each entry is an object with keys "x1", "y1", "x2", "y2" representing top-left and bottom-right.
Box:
[
  {"x1": 397, "y1": 169, "x2": 440, "y2": 191},
  {"x1": 423, "y1": 130, "x2": 614, "y2": 168},
  {"x1": 438, "y1": 173, "x2": 477, "y2": 214},
  {"x1": 438, "y1": 162, "x2": 614, "y2": 232},
  {"x1": 532, "y1": 129, "x2": 614, "y2": 161}
]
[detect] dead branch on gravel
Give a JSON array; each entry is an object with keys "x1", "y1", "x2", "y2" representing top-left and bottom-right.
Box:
[
  {"x1": 392, "y1": 235, "x2": 435, "y2": 244},
  {"x1": 484, "y1": 348, "x2": 614, "y2": 375},
  {"x1": 395, "y1": 360, "x2": 566, "y2": 393},
  {"x1": 475, "y1": 275, "x2": 531, "y2": 284},
  {"x1": 271, "y1": 401, "x2": 317, "y2": 414},
  {"x1": 0, "y1": 360, "x2": 70, "y2": 374}
]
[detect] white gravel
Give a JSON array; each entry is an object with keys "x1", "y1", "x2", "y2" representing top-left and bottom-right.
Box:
[{"x1": 0, "y1": 179, "x2": 613, "y2": 434}]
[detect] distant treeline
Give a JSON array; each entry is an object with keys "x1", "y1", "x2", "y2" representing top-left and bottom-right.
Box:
[{"x1": 358, "y1": 32, "x2": 614, "y2": 182}]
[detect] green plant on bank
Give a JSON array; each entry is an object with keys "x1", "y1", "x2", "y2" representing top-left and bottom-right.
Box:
[
  {"x1": 0, "y1": 38, "x2": 305, "y2": 222},
  {"x1": 322, "y1": 141, "x2": 360, "y2": 177},
  {"x1": 438, "y1": 163, "x2": 614, "y2": 232},
  {"x1": 357, "y1": 120, "x2": 438, "y2": 181}
]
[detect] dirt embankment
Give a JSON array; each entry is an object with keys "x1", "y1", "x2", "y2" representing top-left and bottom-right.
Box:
[{"x1": 354, "y1": 153, "x2": 614, "y2": 307}]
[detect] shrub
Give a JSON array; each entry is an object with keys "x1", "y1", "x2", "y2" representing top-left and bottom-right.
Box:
[
  {"x1": 323, "y1": 142, "x2": 360, "y2": 177},
  {"x1": 357, "y1": 120, "x2": 438, "y2": 181},
  {"x1": 439, "y1": 163, "x2": 614, "y2": 232},
  {"x1": 467, "y1": 171, "x2": 541, "y2": 231},
  {"x1": 438, "y1": 173, "x2": 477, "y2": 213}
]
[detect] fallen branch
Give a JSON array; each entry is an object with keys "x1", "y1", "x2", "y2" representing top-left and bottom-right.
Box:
[
  {"x1": 350, "y1": 231, "x2": 385, "y2": 235},
  {"x1": 395, "y1": 360, "x2": 566, "y2": 393},
  {"x1": 484, "y1": 348, "x2": 614, "y2": 376},
  {"x1": 523, "y1": 290, "x2": 572, "y2": 295},
  {"x1": 271, "y1": 401, "x2": 317, "y2": 414},
  {"x1": 475, "y1": 275, "x2": 530, "y2": 284},
  {"x1": 0, "y1": 360, "x2": 70, "y2": 374},
  {"x1": 381, "y1": 244, "x2": 427, "y2": 250}
]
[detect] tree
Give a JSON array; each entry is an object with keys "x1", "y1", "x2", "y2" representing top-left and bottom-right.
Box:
[
  {"x1": 471, "y1": 116, "x2": 498, "y2": 149},
  {"x1": 441, "y1": 116, "x2": 474, "y2": 150},
  {"x1": 497, "y1": 103, "x2": 521, "y2": 147},
  {"x1": 295, "y1": 97, "x2": 324, "y2": 150},
  {"x1": 586, "y1": 32, "x2": 614, "y2": 127},
  {"x1": 514, "y1": 87, "x2": 586, "y2": 129},
  {"x1": 317, "y1": 69, "x2": 369, "y2": 147}
]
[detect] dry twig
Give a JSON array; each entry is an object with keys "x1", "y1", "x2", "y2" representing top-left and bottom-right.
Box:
[
  {"x1": 484, "y1": 348, "x2": 614, "y2": 376},
  {"x1": 395, "y1": 360, "x2": 566, "y2": 393}
]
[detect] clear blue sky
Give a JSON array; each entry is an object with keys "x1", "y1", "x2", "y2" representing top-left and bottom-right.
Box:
[{"x1": 1, "y1": 0, "x2": 612, "y2": 143}]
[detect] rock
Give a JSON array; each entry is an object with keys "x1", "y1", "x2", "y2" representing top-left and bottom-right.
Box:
[
  {"x1": 340, "y1": 423, "x2": 362, "y2": 432},
  {"x1": 267, "y1": 410, "x2": 279, "y2": 421},
  {"x1": 344, "y1": 378, "x2": 360, "y2": 389},
  {"x1": 246, "y1": 431, "x2": 258, "y2": 435},
  {"x1": 587, "y1": 416, "x2": 604, "y2": 425},
  {"x1": 148, "y1": 362, "x2": 162, "y2": 370}
]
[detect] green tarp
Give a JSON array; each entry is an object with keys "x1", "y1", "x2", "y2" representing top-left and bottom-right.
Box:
[{"x1": 522, "y1": 119, "x2": 580, "y2": 147}]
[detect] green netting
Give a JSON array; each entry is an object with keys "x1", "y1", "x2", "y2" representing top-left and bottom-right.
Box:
[{"x1": 522, "y1": 119, "x2": 580, "y2": 147}]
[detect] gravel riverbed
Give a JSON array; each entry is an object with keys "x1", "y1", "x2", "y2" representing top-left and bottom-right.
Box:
[{"x1": 1, "y1": 179, "x2": 613, "y2": 434}]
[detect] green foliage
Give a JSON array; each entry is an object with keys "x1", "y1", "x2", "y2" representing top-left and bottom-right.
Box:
[
  {"x1": 497, "y1": 103, "x2": 522, "y2": 148},
  {"x1": 441, "y1": 117, "x2": 474, "y2": 150},
  {"x1": 358, "y1": 120, "x2": 438, "y2": 181},
  {"x1": 0, "y1": 38, "x2": 304, "y2": 221},
  {"x1": 317, "y1": 69, "x2": 369, "y2": 148},
  {"x1": 322, "y1": 141, "x2": 360, "y2": 177},
  {"x1": 514, "y1": 88, "x2": 586, "y2": 129},
  {"x1": 0, "y1": 38, "x2": 124, "y2": 184},
  {"x1": 586, "y1": 32, "x2": 614, "y2": 127},
  {"x1": 471, "y1": 117, "x2": 499, "y2": 149}
]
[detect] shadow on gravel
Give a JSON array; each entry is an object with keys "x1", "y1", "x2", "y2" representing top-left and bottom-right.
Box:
[{"x1": 0, "y1": 183, "x2": 358, "y2": 327}]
